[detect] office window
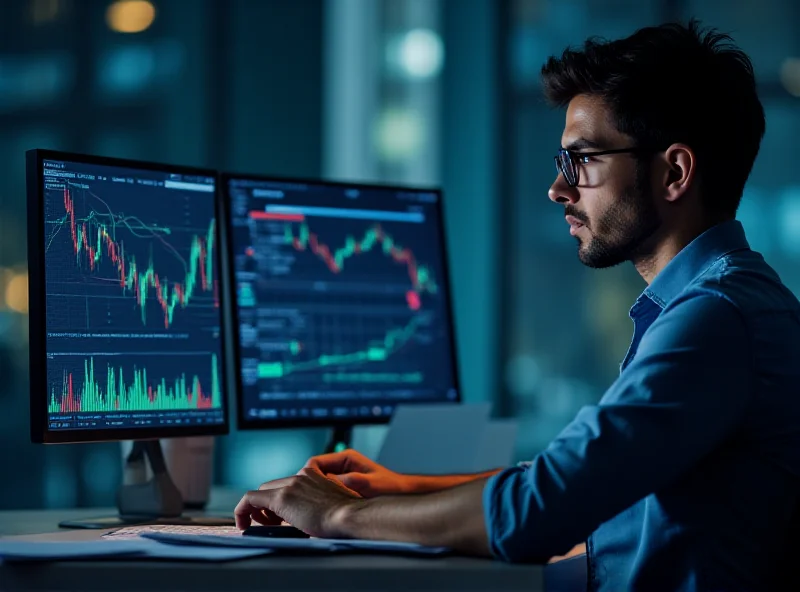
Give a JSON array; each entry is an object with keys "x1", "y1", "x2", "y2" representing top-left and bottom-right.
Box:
[
  {"x1": 374, "y1": 0, "x2": 442, "y2": 185},
  {"x1": 0, "y1": 0, "x2": 212, "y2": 509},
  {"x1": 324, "y1": 0, "x2": 442, "y2": 187}
]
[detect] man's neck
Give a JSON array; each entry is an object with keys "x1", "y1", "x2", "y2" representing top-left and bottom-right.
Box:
[{"x1": 633, "y1": 217, "x2": 727, "y2": 285}]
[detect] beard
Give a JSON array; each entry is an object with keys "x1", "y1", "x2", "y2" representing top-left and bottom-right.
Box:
[{"x1": 571, "y1": 162, "x2": 661, "y2": 269}]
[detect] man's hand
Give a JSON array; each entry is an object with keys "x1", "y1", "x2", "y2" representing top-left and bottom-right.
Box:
[
  {"x1": 235, "y1": 468, "x2": 492, "y2": 556},
  {"x1": 234, "y1": 467, "x2": 363, "y2": 538},
  {"x1": 303, "y1": 449, "x2": 412, "y2": 497}
]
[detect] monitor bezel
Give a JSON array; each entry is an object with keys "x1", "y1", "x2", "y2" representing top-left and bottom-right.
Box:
[
  {"x1": 220, "y1": 170, "x2": 463, "y2": 431},
  {"x1": 27, "y1": 148, "x2": 230, "y2": 444}
]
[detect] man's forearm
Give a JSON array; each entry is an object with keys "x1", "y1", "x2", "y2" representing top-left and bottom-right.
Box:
[
  {"x1": 408, "y1": 468, "x2": 502, "y2": 493},
  {"x1": 334, "y1": 477, "x2": 492, "y2": 557}
]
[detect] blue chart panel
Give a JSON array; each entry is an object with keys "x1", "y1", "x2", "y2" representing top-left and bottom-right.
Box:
[
  {"x1": 227, "y1": 178, "x2": 460, "y2": 423},
  {"x1": 41, "y1": 159, "x2": 226, "y2": 431}
]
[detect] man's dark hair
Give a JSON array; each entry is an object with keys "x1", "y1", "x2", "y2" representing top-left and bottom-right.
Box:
[{"x1": 541, "y1": 19, "x2": 765, "y2": 218}]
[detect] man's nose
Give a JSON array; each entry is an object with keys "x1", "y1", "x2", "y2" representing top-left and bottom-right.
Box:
[{"x1": 548, "y1": 173, "x2": 579, "y2": 205}]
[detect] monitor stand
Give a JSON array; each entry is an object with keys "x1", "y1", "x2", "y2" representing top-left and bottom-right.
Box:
[
  {"x1": 323, "y1": 426, "x2": 353, "y2": 455},
  {"x1": 58, "y1": 440, "x2": 234, "y2": 529}
]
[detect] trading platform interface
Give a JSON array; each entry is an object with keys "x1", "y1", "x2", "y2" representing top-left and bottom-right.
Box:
[
  {"x1": 39, "y1": 158, "x2": 226, "y2": 432},
  {"x1": 227, "y1": 177, "x2": 460, "y2": 424}
]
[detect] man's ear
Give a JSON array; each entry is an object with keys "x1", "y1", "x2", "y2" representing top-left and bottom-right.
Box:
[{"x1": 660, "y1": 143, "x2": 696, "y2": 203}]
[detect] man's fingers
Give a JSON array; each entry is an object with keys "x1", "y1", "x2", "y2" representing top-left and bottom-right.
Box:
[
  {"x1": 234, "y1": 491, "x2": 256, "y2": 530},
  {"x1": 250, "y1": 509, "x2": 281, "y2": 527},
  {"x1": 239, "y1": 476, "x2": 302, "y2": 529},
  {"x1": 249, "y1": 510, "x2": 268, "y2": 526},
  {"x1": 336, "y1": 472, "x2": 369, "y2": 492},
  {"x1": 235, "y1": 490, "x2": 279, "y2": 530},
  {"x1": 261, "y1": 506, "x2": 283, "y2": 524},
  {"x1": 298, "y1": 467, "x2": 361, "y2": 495},
  {"x1": 303, "y1": 451, "x2": 354, "y2": 474}
]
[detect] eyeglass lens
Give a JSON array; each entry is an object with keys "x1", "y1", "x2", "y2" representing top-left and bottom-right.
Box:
[{"x1": 555, "y1": 151, "x2": 577, "y2": 186}]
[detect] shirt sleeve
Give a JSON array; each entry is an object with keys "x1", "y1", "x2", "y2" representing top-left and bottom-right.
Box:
[{"x1": 483, "y1": 293, "x2": 754, "y2": 563}]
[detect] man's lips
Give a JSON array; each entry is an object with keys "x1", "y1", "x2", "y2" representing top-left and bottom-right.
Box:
[{"x1": 565, "y1": 215, "x2": 586, "y2": 235}]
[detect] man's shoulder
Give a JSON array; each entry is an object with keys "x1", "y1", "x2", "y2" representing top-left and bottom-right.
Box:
[{"x1": 665, "y1": 249, "x2": 800, "y2": 328}]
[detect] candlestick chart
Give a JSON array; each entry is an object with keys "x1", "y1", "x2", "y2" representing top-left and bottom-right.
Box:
[
  {"x1": 51, "y1": 186, "x2": 217, "y2": 329},
  {"x1": 40, "y1": 158, "x2": 226, "y2": 431}
]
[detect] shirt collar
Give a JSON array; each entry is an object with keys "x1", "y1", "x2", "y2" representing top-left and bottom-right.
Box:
[{"x1": 642, "y1": 219, "x2": 750, "y2": 309}]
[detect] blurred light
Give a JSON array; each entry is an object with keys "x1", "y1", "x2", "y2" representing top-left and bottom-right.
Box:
[
  {"x1": 0, "y1": 53, "x2": 75, "y2": 111},
  {"x1": 374, "y1": 107, "x2": 424, "y2": 161},
  {"x1": 30, "y1": 0, "x2": 61, "y2": 25},
  {"x1": 5, "y1": 272, "x2": 28, "y2": 314},
  {"x1": 396, "y1": 29, "x2": 444, "y2": 79},
  {"x1": 98, "y1": 45, "x2": 155, "y2": 94},
  {"x1": 504, "y1": 353, "x2": 541, "y2": 397},
  {"x1": 97, "y1": 40, "x2": 184, "y2": 98},
  {"x1": 778, "y1": 187, "x2": 800, "y2": 254},
  {"x1": 106, "y1": 0, "x2": 156, "y2": 34},
  {"x1": 780, "y1": 57, "x2": 800, "y2": 97}
]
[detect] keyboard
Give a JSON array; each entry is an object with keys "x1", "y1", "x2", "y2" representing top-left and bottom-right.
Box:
[{"x1": 103, "y1": 524, "x2": 244, "y2": 539}]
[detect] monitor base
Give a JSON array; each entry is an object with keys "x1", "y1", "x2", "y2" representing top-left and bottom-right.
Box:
[
  {"x1": 59, "y1": 440, "x2": 234, "y2": 530},
  {"x1": 324, "y1": 426, "x2": 353, "y2": 454}
]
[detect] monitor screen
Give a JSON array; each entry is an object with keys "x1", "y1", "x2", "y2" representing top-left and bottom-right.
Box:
[
  {"x1": 224, "y1": 174, "x2": 460, "y2": 428},
  {"x1": 27, "y1": 150, "x2": 228, "y2": 443}
]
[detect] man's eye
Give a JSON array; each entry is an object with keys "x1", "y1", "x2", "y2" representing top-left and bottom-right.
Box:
[{"x1": 577, "y1": 154, "x2": 593, "y2": 164}]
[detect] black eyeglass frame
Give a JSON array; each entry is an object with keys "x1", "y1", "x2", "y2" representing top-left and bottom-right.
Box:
[{"x1": 554, "y1": 147, "x2": 641, "y2": 187}]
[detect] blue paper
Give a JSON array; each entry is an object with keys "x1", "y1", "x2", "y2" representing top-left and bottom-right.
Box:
[
  {"x1": 0, "y1": 540, "x2": 144, "y2": 562},
  {"x1": 141, "y1": 532, "x2": 451, "y2": 556},
  {"x1": 0, "y1": 539, "x2": 273, "y2": 563},
  {"x1": 134, "y1": 540, "x2": 273, "y2": 561}
]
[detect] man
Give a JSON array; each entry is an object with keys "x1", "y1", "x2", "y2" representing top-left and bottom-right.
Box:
[{"x1": 235, "y1": 20, "x2": 800, "y2": 591}]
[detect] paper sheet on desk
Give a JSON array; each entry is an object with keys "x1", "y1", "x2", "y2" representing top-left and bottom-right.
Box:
[
  {"x1": 0, "y1": 540, "x2": 143, "y2": 562},
  {"x1": 0, "y1": 539, "x2": 273, "y2": 563},
  {"x1": 141, "y1": 532, "x2": 452, "y2": 556},
  {"x1": 132, "y1": 540, "x2": 273, "y2": 562}
]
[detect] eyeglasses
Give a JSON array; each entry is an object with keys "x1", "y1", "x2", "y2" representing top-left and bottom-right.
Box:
[{"x1": 554, "y1": 147, "x2": 640, "y2": 187}]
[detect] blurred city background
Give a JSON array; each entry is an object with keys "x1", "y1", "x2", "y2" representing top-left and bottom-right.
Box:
[{"x1": 1, "y1": 0, "x2": 799, "y2": 509}]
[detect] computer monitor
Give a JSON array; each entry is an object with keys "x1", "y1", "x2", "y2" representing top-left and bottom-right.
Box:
[
  {"x1": 26, "y1": 149, "x2": 230, "y2": 527},
  {"x1": 222, "y1": 173, "x2": 461, "y2": 452}
]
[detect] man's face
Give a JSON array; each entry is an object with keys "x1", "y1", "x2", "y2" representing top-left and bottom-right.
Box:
[{"x1": 549, "y1": 95, "x2": 661, "y2": 268}]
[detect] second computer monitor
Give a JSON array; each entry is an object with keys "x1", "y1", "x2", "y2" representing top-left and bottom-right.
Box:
[{"x1": 223, "y1": 174, "x2": 461, "y2": 428}]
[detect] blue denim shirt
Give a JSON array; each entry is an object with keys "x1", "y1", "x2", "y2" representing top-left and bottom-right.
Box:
[{"x1": 483, "y1": 220, "x2": 800, "y2": 591}]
